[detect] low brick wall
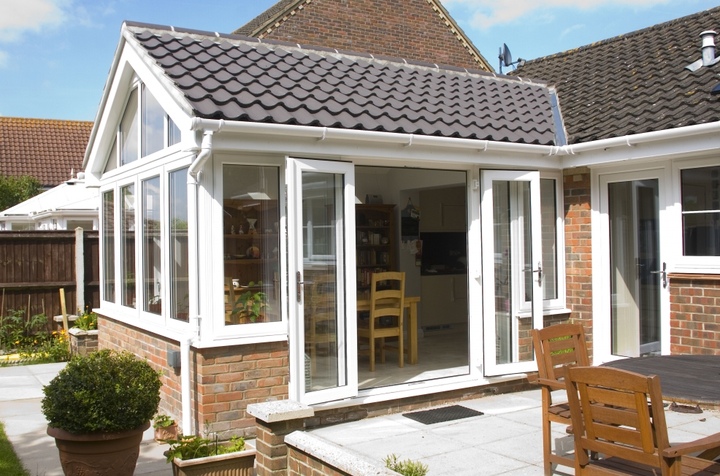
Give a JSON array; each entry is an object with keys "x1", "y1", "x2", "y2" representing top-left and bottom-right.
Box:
[
  {"x1": 669, "y1": 273, "x2": 720, "y2": 354},
  {"x1": 68, "y1": 328, "x2": 98, "y2": 356}
]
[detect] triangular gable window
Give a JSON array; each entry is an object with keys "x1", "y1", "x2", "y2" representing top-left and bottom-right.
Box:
[{"x1": 108, "y1": 79, "x2": 181, "y2": 170}]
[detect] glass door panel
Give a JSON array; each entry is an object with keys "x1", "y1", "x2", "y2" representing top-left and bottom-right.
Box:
[
  {"x1": 609, "y1": 179, "x2": 661, "y2": 357},
  {"x1": 288, "y1": 158, "x2": 357, "y2": 404},
  {"x1": 482, "y1": 170, "x2": 542, "y2": 376}
]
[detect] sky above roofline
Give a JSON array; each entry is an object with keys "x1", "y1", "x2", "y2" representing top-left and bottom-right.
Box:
[{"x1": 0, "y1": 0, "x2": 716, "y2": 121}]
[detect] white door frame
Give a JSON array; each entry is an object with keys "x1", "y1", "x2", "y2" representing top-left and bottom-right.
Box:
[
  {"x1": 287, "y1": 157, "x2": 358, "y2": 405},
  {"x1": 481, "y1": 170, "x2": 543, "y2": 376},
  {"x1": 592, "y1": 166, "x2": 672, "y2": 363}
]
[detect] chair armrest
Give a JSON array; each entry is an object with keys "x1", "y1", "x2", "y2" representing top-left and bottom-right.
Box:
[
  {"x1": 536, "y1": 378, "x2": 565, "y2": 391},
  {"x1": 663, "y1": 433, "x2": 720, "y2": 458}
]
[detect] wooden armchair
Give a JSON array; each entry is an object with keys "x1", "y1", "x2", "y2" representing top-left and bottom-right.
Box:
[
  {"x1": 357, "y1": 271, "x2": 405, "y2": 372},
  {"x1": 531, "y1": 323, "x2": 590, "y2": 475},
  {"x1": 565, "y1": 365, "x2": 720, "y2": 475}
]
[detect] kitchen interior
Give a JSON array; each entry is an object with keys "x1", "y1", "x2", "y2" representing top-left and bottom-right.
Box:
[{"x1": 355, "y1": 166, "x2": 470, "y2": 390}]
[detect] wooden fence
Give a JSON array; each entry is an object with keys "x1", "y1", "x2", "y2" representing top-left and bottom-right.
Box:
[{"x1": 0, "y1": 229, "x2": 99, "y2": 326}]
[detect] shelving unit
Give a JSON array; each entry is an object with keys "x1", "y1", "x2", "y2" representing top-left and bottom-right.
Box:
[
  {"x1": 356, "y1": 204, "x2": 396, "y2": 294},
  {"x1": 223, "y1": 199, "x2": 280, "y2": 322}
]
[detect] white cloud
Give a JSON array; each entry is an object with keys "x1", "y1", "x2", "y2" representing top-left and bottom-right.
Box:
[
  {"x1": 441, "y1": 0, "x2": 670, "y2": 29},
  {"x1": 0, "y1": 0, "x2": 69, "y2": 42}
]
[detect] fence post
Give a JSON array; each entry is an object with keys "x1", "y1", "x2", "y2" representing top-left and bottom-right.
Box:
[{"x1": 75, "y1": 227, "x2": 85, "y2": 313}]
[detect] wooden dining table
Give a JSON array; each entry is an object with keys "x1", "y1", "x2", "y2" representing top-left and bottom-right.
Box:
[
  {"x1": 603, "y1": 355, "x2": 720, "y2": 408},
  {"x1": 356, "y1": 296, "x2": 420, "y2": 365}
]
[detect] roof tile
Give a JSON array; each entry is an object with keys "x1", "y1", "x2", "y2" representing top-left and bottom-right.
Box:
[{"x1": 126, "y1": 22, "x2": 558, "y2": 145}]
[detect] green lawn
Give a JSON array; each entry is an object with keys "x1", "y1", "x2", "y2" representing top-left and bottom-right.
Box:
[{"x1": 0, "y1": 421, "x2": 29, "y2": 476}]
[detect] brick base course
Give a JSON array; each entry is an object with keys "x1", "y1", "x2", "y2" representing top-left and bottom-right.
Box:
[{"x1": 669, "y1": 273, "x2": 720, "y2": 355}]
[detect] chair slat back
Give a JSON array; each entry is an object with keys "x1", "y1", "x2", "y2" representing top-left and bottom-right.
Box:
[
  {"x1": 532, "y1": 323, "x2": 590, "y2": 386},
  {"x1": 369, "y1": 272, "x2": 405, "y2": 328},
  {"x1": 566, "y1": 366, "x2": 670, "y2": 470}
]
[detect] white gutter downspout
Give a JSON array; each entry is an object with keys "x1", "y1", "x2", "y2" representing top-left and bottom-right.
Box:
[{"x1": 181, "y1": 127, "x2": 218, "y2": 434}]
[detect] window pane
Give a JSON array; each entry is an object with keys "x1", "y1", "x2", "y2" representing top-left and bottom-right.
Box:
[
  {"x1": 222, "y1": 165, "x2": 280, "y2": 325},
  {"x1": 142, "y1": 177, "x2": 162, "y2": 314},
  {"x1": 168, "y1": 117, "x2": 181, "y2": 146},
  {"x1": 540, "y1": 179, "x2": 558, "y2": 300},
  {"x1": 142, "y1": 86, "x2": 164, "y2": 157},
  {"x1": 120, "y1": 88, "x2": 139, "y2": 166},
  {"x1": 121, "y1": 184, "x2": 136, "y2": 307},
  {"x1": 681, "y1": 166, "x2": 720, "y2": 256},
  {"x1": 170, "y1": 168, "x2": 189, "y2": 322},
  {"x1": 102, "y1": 191, "x2": 115, "y2": 303}
]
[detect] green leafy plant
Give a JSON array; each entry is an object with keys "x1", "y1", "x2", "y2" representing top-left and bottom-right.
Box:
[
  {"x1": 0, "y1": 309, "x2": 49, "y2": 353},
  {"x1": 74, "y1": 309, "x2": 98, "y2": 331},
  {"x1": 42, "y1": 349, "x2": 162, "y2": 434},
  {"x1": 153, "y1": 414, "x2": 175, "y2": 429},
  {"x1": 384, "y1": 454, "x2": 428, "y2": 476},
  {"x1": 232, "y1": 281, "x2": 269, "y2": 323},
  {"x1": 164, "y1": 434, "x2": 245, "y2": 461}
]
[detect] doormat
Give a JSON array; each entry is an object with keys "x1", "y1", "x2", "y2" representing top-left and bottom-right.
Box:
[{"x1": 403, "y1": 405, "x2": 484, "y2": 425}]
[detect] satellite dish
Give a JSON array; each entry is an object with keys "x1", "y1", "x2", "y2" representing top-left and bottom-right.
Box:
[{"x1": 498, "y1": 43, "x2": 524, "y2": 74}]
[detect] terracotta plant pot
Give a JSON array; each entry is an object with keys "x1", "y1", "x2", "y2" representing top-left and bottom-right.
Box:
[
  {"x1": 155, "y1": 423, "x2": 179, "y2": 442},
  {"x1": 171, "y1": 447, "x2": 256, "y2": 476},
  {"x1": 47, "y1": 422, "x2": 149, "y2": 476}
]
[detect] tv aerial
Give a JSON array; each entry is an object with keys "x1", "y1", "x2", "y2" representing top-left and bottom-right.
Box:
[{"x1": 498, "y1": 43, "x2": 524, "y2": 74}]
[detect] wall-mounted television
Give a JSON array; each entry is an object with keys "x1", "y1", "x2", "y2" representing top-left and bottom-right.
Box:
[{"x1": 419, "y1": 232, "x2": 467, "y2": 276}]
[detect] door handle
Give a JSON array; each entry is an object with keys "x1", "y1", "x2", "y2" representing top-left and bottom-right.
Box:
[
  {"x1": 650, "y1": 262, "x2": 667, "y2": 288},
  {"x1": 525, "y1": 262, "x2": 543, "y2": 286},
  {"x1": 296, "y1": 271, "x2": 314, "y2": 303}
]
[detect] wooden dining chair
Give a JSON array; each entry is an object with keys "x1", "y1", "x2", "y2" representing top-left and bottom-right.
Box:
[
  {"x1": 357, "y1": 271, "x2": 405, "y2": 372},
  {"x1": 531, "y1": 323, "x2": 590, "y2": 475},
  {"x1": 305, "y1": 274, "x2": 337, "y2": 372},
  {"x1": 565, "y1": 365, "x2": 720, "y2": 475}
]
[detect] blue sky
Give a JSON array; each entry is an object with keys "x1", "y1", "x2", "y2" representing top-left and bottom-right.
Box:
[{"x1": 0, "y1": 0, "x2": 717, "y2": 121}]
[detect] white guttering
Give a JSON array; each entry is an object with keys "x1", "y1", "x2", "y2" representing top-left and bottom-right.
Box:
[
  {"x1": 181, "y1": 126, "x2": 221, "y2": 434},
  {"x1": 190, "y1": 118, "x2": 556, "y2": 156}
]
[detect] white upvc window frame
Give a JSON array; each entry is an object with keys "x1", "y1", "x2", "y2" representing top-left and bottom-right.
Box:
[
  {"x1": 672, "y1": 157, "x2": 720, "y2": 274},
  {"x1": 516, "y1": 172, "x2": 567, "y2": 316}
]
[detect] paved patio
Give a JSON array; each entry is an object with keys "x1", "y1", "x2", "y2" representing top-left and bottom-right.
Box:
[{"x1": 2, "y1": 362, "x2": 720, "y2": 475}]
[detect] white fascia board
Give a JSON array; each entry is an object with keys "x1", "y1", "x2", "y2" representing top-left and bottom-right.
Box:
[
  {"x1": 192, "y1": 118, "x2": 565, "y2": 170},
  {"x1": 561, "y1": 122, "x2": 720, "y2": 169}
]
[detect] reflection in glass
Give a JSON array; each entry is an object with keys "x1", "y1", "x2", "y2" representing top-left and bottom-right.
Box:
[
  {"x1": 222, "y1": 165, "x2": 280, "y2": 325},
  {"x1": 142, "y1": 177, "x2": 161, "y2": 315},
  {"x1": 681, "y1": 166, "x2": 720, "y2": 256},
  {"x1": 121, "y1": 184, "x2": 136, "y2": 308},
  {"x1": 170, "y1": 168, "x2": 189, "y2": 322},
  {"x1": 120, "y1": 88, "x2": 139, "y2": 166},
  {"x1": 303, "y1": 172, "x2": 344, "y2": 392},
  {"x1": 142, "y1": 86, "x2": 164, "y2": 157},
  {"x1": 102, "y1": 190, "x2": 115, "y2": 303}
]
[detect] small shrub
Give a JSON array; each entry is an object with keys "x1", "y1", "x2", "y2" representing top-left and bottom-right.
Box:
[
  {"x1": 74, "y1": 309, "x2": 98, "y2": 331},
  {"x1": 42, "y1": 349, "x2": 162, "y2": 434},
  {"x1": 384, "y1": 454, "x2": 428, "y2": 476},
  {"x1": 0, "y1": 309, "x2": 49, "y2": 353},
  {"x1": 153, "y1": 414, "x2": 175, "y2": 429}
]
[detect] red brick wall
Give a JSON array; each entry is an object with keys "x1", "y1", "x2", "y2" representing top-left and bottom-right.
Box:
[
  {"x1": 98, "y1": 315, "x2": 289, "y2": 438},
  {"x1": 563, "y1": 168, "x2": 593, "y2": 355},
  {"x1": 669, "y1": 274, "x2": 720, "y2": 354},
  {"x1": 255, "y1": 0, "x2": 486, "y2": 70}
]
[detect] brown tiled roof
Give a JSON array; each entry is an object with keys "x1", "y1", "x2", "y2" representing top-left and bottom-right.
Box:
[
  {"x1": 514, "y1": 6, "x2": 720, "y2": 144},
  {"x1": 234, "y1": 0, "x2": 493, "y2": 71},
  {"x1": 0, "y1": 117, "x2": 92, "y2": 187},
  {"x1": 128, "y1": 22, "x2": 558, "y2": 146}
]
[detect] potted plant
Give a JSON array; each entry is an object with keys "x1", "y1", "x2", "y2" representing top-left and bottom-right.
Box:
[
  {"x1": 165, "y1": 433, "x2": 256, "y2": 476},
  {"x1": 153, "y1": 414, "x2": 179, "y2": 442},
  {"x1": 67, "y1": 309, "x2": 98, "y2": 356},
  {"x1": 232, "y1": 281, "x2": 269, "y2": 323},
  {"x1": 42, "y1": 349, "x2": 162, "y2": 476}
]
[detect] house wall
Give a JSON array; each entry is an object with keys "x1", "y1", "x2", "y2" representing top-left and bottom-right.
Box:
[
  {"x1": 563, "y1": 168, "x2": 593, "y2": 354},
  {"x1": 255, "y1": 0, "x2": 484, "y2": 70},
  {"x1": 669, "y1": 274, "x2": 720, "y2": 354},
  {"x1": 99, "y1": 315, "x2": 289, "y2": 438}
]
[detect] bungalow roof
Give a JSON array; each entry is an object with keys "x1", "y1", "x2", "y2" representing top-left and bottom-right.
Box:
[
  {"x1": 126, "y1": 22, "x2": 560, "y2": 146},
  {"x1": 514, "y1": 6, "x2": 720, "y2": 144}
]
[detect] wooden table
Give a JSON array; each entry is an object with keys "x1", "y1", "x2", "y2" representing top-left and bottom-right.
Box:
[
  {"x1": 604, "y1": 355, "x2": 720, "y2": 408},
  {"x1": 356, "y1": 296, "x2": 420, "y2": 365}
]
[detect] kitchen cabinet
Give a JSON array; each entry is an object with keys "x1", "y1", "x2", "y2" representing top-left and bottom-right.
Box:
[
  {"x1": 419, "y1": 186, "x2": 466, "y2": 232},
  {"x1": 420, "y1": 274, "x2": 467, "y2": 328}
]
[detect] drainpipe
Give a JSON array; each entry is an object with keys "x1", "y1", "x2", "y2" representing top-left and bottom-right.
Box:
[{"x1": 180, "y1": 127, "x2": 217, "y2": 435}]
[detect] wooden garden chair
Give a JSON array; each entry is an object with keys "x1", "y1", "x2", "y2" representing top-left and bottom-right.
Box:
[
  {"x1": 531, "y1": 323, "x2": 590, "y2": 475},
  {"x1": 565, "y1": 365, "x2": 720, "y2": 475}
]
